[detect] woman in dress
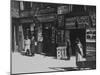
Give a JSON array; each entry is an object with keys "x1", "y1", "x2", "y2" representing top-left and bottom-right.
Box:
[{"x1": 75, "y1": 38, "x2": 86, "y2": 69}]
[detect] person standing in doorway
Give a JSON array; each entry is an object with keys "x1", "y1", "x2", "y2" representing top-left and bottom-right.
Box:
[{"x1": 65, "y1": 39, "x2": 70, "y2": 60}]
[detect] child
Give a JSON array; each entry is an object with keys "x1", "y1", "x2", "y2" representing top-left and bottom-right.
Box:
[{"x1": 24, "y1": 36, "x2": 31, "y2": 55}]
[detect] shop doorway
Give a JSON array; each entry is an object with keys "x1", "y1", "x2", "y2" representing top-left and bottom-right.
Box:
[
  {"x1": 22, "y1": 24, "x2": 31, "y2": 39},
  {"x1": 42, "y1": 23, "x2": 56, "y2": 56},
  {"x1": 70, "y1": 29, "x2": 86, "y2": 56}
]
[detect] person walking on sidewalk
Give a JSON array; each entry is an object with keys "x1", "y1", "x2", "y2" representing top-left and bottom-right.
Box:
[{"x1": 75, "y1": 38, "x2": 86, "y2": 69}]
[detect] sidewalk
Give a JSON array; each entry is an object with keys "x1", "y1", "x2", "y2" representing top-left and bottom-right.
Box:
[{"x1": 12, "y1": 52, "x2": 77, "y2": 74}]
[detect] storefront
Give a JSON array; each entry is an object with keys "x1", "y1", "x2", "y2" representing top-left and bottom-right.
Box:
[
  {"x1": 42, "y1": 22, "x2": 57, "y2": 56},
  {"x1": 56, "y1": 12, "x2": 90, "y2": 57},
  {"x1": 13, "y1": 11, "x2": 58, "y2": 56},
  {"x1": 15, "y1": 17, "x2": 38, "y2": 55},
  {"x1": 37, "y1": 13, "x2": 57, "y2": 56}
]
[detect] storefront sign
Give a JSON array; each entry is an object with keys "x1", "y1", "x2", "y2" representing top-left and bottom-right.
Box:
[
  {"x1": 38, "y1": 8, "x2": 56, "y2": 15},
  {"x1": 37, "y1": 14, "x2": 57, "y2": 22},
  {"x1": 86, "y1": 28, "x2": 96, "y2": 42},
  {"x1": 57, "y1": 46, "x2": 67, "y2": 59},
  {"x1": 65, "y1": 17, "x2": 76, "y2": 25},
  {"x1": 20, "y1": 10, "x2": 36, "y2": 17},
  {"x1": 77, "y1": 16, "x2": 89, "y2": 26},
  {"x1": 65, "y1": 16, "x2": 90, "y2": 28},
  {"x1": 58, "y1": 15, "x2": 64, "y2": 27},
  {"x1": 65, "y1": 17, "x2": 76, "y2": 29},
  {"x1": 20, "y1": 18, "x2": 34, "y2": 23}
]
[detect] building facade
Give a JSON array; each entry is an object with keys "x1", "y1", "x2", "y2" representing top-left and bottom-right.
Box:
[{"x1": 11, "y1": 0, "x2": 96, "y2": 59}]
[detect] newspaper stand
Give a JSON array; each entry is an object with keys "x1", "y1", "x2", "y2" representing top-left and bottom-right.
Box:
[{"x1": 57, "y1": 46, "x2": 67, "y2": 60}]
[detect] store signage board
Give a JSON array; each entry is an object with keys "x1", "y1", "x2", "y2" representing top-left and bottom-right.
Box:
[
  {"x1": 38, "y1": 8, "x2": 56, "y2": 15},
  {"x1": 77, "y1": 16, "x2": 89, "y2": 25},
  {"x1": 58, "y1": 15, "x2": 64, "y2": 27},
  {"x1": 20, "y1": 18, "x2": 34, "y2": 23},
  {"x1": 37, "y1": 14, "x2": 57, "y2": 22},
  {"x1": 86, "y1": 28, "x2": 96, "y2": 42},
  {"x1": 11, "y1": 0, "x2": 96, "y2": 75},
  {"x1": 65, "y1": 16, "x2": 90, "y2": 29}
]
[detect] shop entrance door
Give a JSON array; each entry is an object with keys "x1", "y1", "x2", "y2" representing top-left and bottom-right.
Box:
[
  {"x1": 70, "y1": 29, "x2": 86, "y2": 56},
  {"x1": 42, "y1": 23, "x2": 56, "y2": 56}
]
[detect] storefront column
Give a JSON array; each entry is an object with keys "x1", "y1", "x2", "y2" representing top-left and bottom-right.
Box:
[
  {"x1": 14, "y1": 25, "x2": 17, "y2": 52},
  {"x1": 65, "y1": 30, "x2": 72, "y2": 56},
  {"x1": 11, "y1": 23, "x2": 14, "y2": 52},
  {"x1": 30, "y1": 23, "x2": 35, "y2": 54},
  {"x1": 18, "y1": 25, "x2": 24, "y2": 52},
  {"x1": 37, "y1": 24, "x2": 43, "y2": 54}
]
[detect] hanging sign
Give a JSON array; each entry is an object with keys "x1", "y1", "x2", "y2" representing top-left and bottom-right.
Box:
[{"x1": 58, "y1": 15, "x2": 64, "y2": 27}]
